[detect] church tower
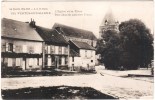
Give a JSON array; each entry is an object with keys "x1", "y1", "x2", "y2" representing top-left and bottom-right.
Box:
[{"x1": 99, "y1": 9, "x2": 119, "y2": 38}]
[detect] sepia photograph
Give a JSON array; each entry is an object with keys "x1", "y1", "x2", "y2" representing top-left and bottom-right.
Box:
[{"x1": 1, "y1": 0, "x2": 154, "y2": 99}]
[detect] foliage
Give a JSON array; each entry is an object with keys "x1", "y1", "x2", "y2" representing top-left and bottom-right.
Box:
[
  {"x1": 97, "y1": 30, "x2": 121, "y2": 69},
  {"x1": 119, "y1": 19, "x2": 153, "y2": 69},
  {"x1": 97, "y1": 19, "x2": 154, "y2": 70}
]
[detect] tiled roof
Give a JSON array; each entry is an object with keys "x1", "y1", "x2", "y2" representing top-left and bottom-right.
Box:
[
  {"x1": 70, "y1": 40, "x2": 95, "y2": 50},
  {"x1": 2, "y1": 18, "x2": 43, "y2": 41},
  {"x1": 35, "y1": 26, "x2": 68, "y2": 45},
  {"x1": 53, "y1": 23, "x2": 97, "y2": 40}
]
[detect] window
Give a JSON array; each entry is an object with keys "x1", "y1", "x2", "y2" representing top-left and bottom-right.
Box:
[
  {"x1": 65, "y1": 57, "x2": 68, "y2": 64},
  {"x1": 6, "y1": 43, "x2": 14, "y2": 52},
  {"x1": 91, "y1": 51, "x2": 93, "y2": 57},
  {"x1": 16, "y1": 58, "x2": 21, "y2": 66},
  {"x1": 2, "y1": 43, "x2": 6, "y2": 52},
  {"x1": 22, "y1": 45, "x2": 27, "y2": 53},
  {"x1": 8, "y1": 43, "x2": 13, "y2": 52},
  {"x1": 58, "y1": 46, "x2": 62, "y2": 54},
  {"x1": 28, "y1": 46, "x2": 34, "y2": 54},
  {"x1": 47, "y1": 46, "x2": 50, "y2": 54},
  {"x1": 47, "y1": 56, "x2": 51, "y2": 66},
  {"x1": 51, "y1": 56, "x2": 55, "y2": 65},
  {"x1": 50, "y1": 45, "x2": 55, "y2": 54},
  {"x1": 15, "y1": 45, "x2": 22, "y2": 53},
  {"x1": 8, "y1": 58, "x2": 13, "y2": 67},
  {"x1": 105, "y1": 20, "x2": 108, "y2": 25},
  {"x1": 59, "y1": 57, "x2": 61, "y2": 65},
  {"x1": 91, "y1": 60, "x2": 93, "y2": 62},
  {"x1": 64, "y1": 47, "x2": 68, "y2": 54},
  {"x1": 45, "y1": 46, "x2": 48, "y2": 54}
]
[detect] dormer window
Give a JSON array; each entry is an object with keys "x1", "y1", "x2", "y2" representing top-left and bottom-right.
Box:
[{"x1": 105, "y1": 20, "x2": 108, "y2": 25}]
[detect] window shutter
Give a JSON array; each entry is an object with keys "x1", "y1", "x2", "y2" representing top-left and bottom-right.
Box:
[
  {"x1": 13, "y1": 45, "x2": 16, "y2": 52},
  {"x1": 59, "y1": 46, "x2": 62, "y2": 54},
  {"x1": 6, "y1": 43, "x2": 9, "y2": 52},
  {"x1": 48, "y1": 46, "x2": 50, "y2": 54},
  {"x1": 65, "y1": 47, "x2": 68, "y2": 54},
  {"x1": 2, "y1": 43, "x2": 6, "y2": 52},
  {"x1": 50, "y1": 45, "x2": 55, "y2": 54}
]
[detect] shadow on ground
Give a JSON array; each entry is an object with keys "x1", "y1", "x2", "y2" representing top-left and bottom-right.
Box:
[
  {"x1": 2, "y1": 70, "x2": 96, "y2": 78},
  {"x1": 2, "y1": 86, "x2": 116, "y2": 99}
]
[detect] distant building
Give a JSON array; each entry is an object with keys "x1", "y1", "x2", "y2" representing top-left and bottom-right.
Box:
[
  {"x1": 53, "y1": 23, "x2": 97, "y2": 70},
  {"x1": 1, "y1": 18, "x2": 43, "y2": 71},
  {"x1": 35, "y1": 24, "x2": 69, "y2": 70},
  {"x1": 99, "y1": 9, "x2": 119, "y2": 38},
  {"x1": 69, "y1": 40, "x2": 96, "y2": 71},
  {"x1": 53, "y1": 23, "x2": 97, "y2": 48}
]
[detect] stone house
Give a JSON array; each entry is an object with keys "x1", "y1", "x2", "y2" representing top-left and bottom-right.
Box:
[
  {"x1": 35, "y1": 25, "x2": 69, "y2": 70},
  {"x1": 1, "y1": 18, "x2": 43, "y2": 71}
]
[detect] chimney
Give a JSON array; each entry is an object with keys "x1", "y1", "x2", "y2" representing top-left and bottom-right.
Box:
[{"x1": 30, "y1": 18, "x2": 36, "y2": 28}]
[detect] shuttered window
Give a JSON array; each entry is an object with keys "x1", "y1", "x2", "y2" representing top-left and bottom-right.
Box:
[
  {"x1": 48, "y1": 46, "x2": 50, "y2": 54},
  {"x1": 50, "y1": 45, "x2": 55, "y2": 54},
  {"x1": 15, "y1": 45, "x2": 22, "y2": 53},
  {"x1": 16, "y1": 58, "x2": 21, "y2": 66},
  {"x1": 6, "y1": 43, "x2": 9, "y2": 52},
  {"x1": 6, "y1": 43, "x2": 14, "y2": 52},
  {"x1": 2, "y1": 43, "x2": 6, "y2": 52},
  {"x1": 22, "y1": 45, "x2": 27, "y2": 53},
  {"x1": 8, "y1": 58, "x2": 13, "y2": 67},
  {"x1": 58, "y1": 46, "x2": 62, "y2": 54},
  {"x1": 64, "y1": 47, "x2": 68, "y2": 54},
  {"x1": 28, "y1": 46, "x2": 34, "y2": 54}
]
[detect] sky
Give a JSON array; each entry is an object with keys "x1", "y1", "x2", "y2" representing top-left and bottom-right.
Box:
[{"x1": 2, "y1": 1, "x2": 154, "y2": 38}]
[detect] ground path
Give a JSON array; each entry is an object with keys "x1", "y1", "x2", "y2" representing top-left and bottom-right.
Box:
[{"x1": 1, "y1": 73, "x2": 153, "y2": 99}]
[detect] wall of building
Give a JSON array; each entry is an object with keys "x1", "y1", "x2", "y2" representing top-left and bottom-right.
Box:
[
  {"x1": 1, "y1": 38, "x2": 43, "y2": 70},
  {"x1": 44, "y1": 44, "x2": 69, "y2": 69},
  {"x1": 69, "y1": 49, "x2": 96, "y2": 71}
]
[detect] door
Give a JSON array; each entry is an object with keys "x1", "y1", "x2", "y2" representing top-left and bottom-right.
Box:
[{"x1": 55, "y1": 56, "x2": 59, "y2": 69}]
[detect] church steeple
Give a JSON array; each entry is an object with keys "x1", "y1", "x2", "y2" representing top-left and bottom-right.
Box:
[
  {"x1": 101, "y1": 9, "x2": 116, "y2": 26},
  {"x1": 99, "y1": 9, "x2": 119, "y2": 38}
]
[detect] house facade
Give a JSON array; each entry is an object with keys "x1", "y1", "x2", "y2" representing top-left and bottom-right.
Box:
[
  {"x1": 1, "y1": 18, "x2": 97, "y2": 72},
  {"x1": 35, "y1": 25, "x2": 69, "y2": 70},
  {"x1": 69, "y1": 40, "x2": 96, "y2": 71},
  {"x1": 1, "y1": 18, "x2": 43, "y2": 71},
  {"x1": 53, "y1": 23, "x2": 97, "y2": 71}
]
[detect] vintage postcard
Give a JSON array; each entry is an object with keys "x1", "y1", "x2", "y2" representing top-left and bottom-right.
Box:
[{"x1": 1, "y1": 0, "x2": 154, "y2": 99}]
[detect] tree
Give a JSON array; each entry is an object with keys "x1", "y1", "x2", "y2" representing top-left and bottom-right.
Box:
[
  {"x1": 119, "y1": 19, "x2": 153, "y2": 69},
  {"x1": 99, "y1": 30, "x2": 121, "y2": 69}
]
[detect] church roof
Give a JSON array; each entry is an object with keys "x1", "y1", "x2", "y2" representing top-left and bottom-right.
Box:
[
  {"x1": 2, "y1": 18, "x2": 43, "y2": 41},
  {"x1": 53, "y1": 23, "x2": 97, "y2": 40},
  {"x1": 101, "y1": 9, "x2": 117, "y2": 26}
]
